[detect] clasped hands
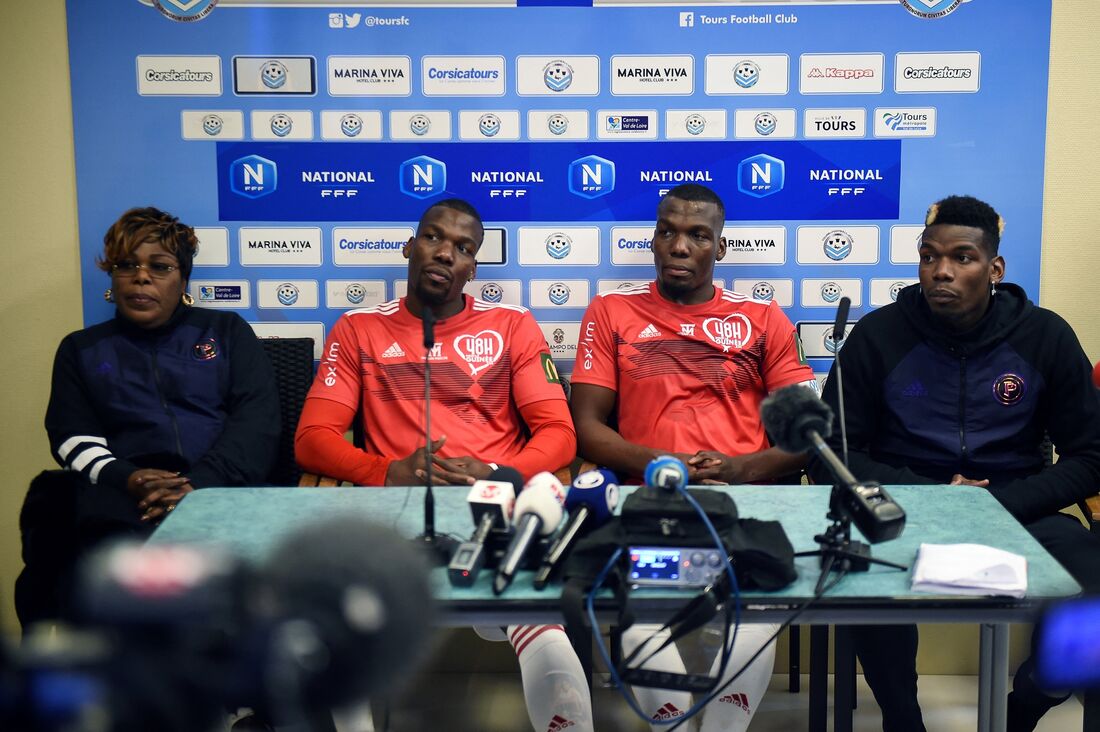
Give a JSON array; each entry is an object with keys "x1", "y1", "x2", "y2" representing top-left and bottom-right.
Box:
[
  {"x1": 127, "y1": 469, "x2": 194, "y2": 523},
  {"x1": 674, "y1": 450, "x2": 751, "y2": 486},
  {"x1": 385, "y1": 436, "x2": 494, "y2": 486}
]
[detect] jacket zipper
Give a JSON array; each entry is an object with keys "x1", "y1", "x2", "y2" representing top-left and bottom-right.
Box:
[
  {"x1": 151, "y1": 348, "x2": 185, "y2": 456},
  {"x1": 958, "y1": 355, "x2": 968, "y2": 464}
]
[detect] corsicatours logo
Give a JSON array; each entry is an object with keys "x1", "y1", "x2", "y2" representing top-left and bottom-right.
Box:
[
  {"x1": 569, "y1": 155, "x2": 615, "y2": 199},
  {"x1": 400, "y1": 155, "x2": 446, "y2": 199},
  {"x1": 738, "y1": 154, "x2": 784, "y2": 198},
  {"x1": 230, "y1": 154, "x2": 278, "y2": 199}
]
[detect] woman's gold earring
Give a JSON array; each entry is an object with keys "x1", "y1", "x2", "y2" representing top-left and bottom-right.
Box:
[
  {"x1": 104, "y1": 289, "x2": 113, "y2": 303},
  {"x1": 181, "y1": 292, "x2": 195, "y2": 306}
]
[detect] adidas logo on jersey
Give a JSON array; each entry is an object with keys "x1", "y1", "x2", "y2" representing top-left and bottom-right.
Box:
[
  {"x1": 546, "y1": 715, "x2": 575, "y2": 731},
  {"x1": 652, "y1": 703, "x2": 685, "y2": 720},
  {"x1": 381, "y1": 342, "x2": 406, "y2": 358},
  {"x1": 637, "y1": 323, "x2": 662, "y2": 339},
  {"x1": 719, "y1": 692, "x2": 751, "y2": 712}
]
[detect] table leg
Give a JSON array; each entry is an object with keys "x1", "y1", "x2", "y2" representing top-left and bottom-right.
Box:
[
  {"x1": 567, "y1": 622, "x2": 594, "y2": 690},
  {"x1": 789, "y1": 625, "x2": 801, "y2": 693},
  {"x1": 978, "y1": 623, "x2": 1009, "y2": 732},
  {"x1": 809, "y1": 626, "x2": 828, "y2": 732},
  {"x1": 833, "y1": 626, "x2": 855, "y2": 732}
]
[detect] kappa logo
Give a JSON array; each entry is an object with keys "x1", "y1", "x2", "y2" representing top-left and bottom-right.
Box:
[
  {"x1": 454, "y1": 330, "x2": 504, "y2": 376},
  {"x1": 652, "y1": 703, "x2": 686, "y2": 720},
  {"x1": 546, "y1": 714, "x2": 575, "y2": 731},
  {"x1": 381, "y1": 342, "x2": 406, "y2": 359},
  {"x1": 993, "y1": 373, "x2": 1026, "y2": 406},
  {"x1": 719, "y1": 692, "x2": 751, "y2": 712},
  {"x1": 703, "y1": 313, "x2": 752, "y2": 352},
  {"x1": 637, "y1": 323, "x2": 662, "y2": 339}
]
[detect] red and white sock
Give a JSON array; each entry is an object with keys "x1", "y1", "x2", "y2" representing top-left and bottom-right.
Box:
[
  {"x1": 621, "y1": 624, "x2": 694, "y2": 731},
  {"x1": 699, "y1": 622, "x2": 777, "y2": 732},
  {"x1": 508, "y1": 624, "x2": 593, "y2": 732}
]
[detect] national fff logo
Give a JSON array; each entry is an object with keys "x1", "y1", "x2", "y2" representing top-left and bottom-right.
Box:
[
  {"x1": 737, "y1": 154, "x2": 784, "y2": 198},
  {"x1": 230, "y1": 155, "x2": 277, "y2": 199},
  {"x1": 569, "y1": 155, "x2": 615, "y2": 199},
  {"x1": 400, "y1": 156, "x2": 446, "y2": 199}
]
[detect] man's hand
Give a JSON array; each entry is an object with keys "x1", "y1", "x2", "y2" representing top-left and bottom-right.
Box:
[
  {"x1": 950, "y1": 473, "x2": 990, "y2": 487},
  {"x1": 687, "y1": 451, "x2": 751, "y2": 485},
  {"x1": 126, "y1": 469, "x2": 189, "y2": 502},
  {"x1": 417, "y1": 455, "x2": 493, "y2": 486},
  {"x1": 139, "y1": 482, "x2": 194, "y2": 523},
  {"x1": 384, "y1": 437, "x2": 447, "y2": 486}
]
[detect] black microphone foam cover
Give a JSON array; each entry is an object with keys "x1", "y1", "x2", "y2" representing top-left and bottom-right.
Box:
[
  {"x1": 260, "y1": 517, "x2": 436, "y2": 707},
  {"x1": 489, "y1": 465, "x2": 524, "y2": 493},
  {"x1": 760, "y1": 385, "x2": 834, "y2": 453}
]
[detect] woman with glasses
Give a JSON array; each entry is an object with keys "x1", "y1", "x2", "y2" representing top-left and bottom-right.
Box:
[{"x1": 17, "y1": 207, "x2": 280, "y2": 629}]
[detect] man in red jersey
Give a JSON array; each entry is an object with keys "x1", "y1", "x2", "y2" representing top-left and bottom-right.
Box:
[
  {"x1": 571, "y1": 184, "x2": 817, "y2": 732},
  {"x1": 295, "y1": 199, "x2": 591, "y2": 732}
]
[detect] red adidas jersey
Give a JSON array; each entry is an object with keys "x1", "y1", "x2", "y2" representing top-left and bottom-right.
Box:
[
  {"x1": 571, "y1": 282, "x2": 813, "y2": 456},
  {"x1": 309, "y1": 295, "x2": 565, "y2": 463}
]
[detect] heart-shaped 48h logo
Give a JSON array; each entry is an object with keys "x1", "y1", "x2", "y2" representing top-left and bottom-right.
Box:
[{"x1": 454, "y1": 330, "x2": 504, "y2": 376}]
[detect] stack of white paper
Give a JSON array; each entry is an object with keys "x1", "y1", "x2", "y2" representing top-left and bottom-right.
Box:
[{"x1": 911, "y1": 543, "x2": 1028, "y2": 598}]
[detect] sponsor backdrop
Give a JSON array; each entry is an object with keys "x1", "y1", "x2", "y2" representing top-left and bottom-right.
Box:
[{"x1": 67, "y1": 0, "x2": 1051, "y2": 376}]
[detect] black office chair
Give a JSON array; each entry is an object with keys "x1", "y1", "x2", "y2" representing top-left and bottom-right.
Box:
[{"x1": 257, "y1": 337, "x2": 315, "y2": 487}]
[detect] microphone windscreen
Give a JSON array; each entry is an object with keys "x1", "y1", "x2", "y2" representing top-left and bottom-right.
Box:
[
  {"x1": 489, "y1": 465, "x2": 524, "y2": 494},
  {"x1": 760, "y1": 385, "x2": 834, "y2": 453},
  {"x1": 1093, "y1": 361, "x2": 1100, "y2": 389},
  {"x1": 644, "y1": 455, "x2": 688, "y2": 492},
  {"x1": 565, "y1": 469, "x2": 620, "y2": 524},
  {"x1": 832, "y1": 296, "x2": 851, "y2": 341},
  {"x1": 260, "y1": 517, "x2": 436, "y2": 707},
  {"x1": 514, "y1": 472, "x2": 566, "y2": 534}
]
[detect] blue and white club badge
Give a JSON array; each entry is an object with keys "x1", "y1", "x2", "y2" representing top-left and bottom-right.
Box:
[
  {"x1": 543, "y1": 60, "x2": 574, "y2": 92},
  {"x1": 153, "y1": 0, "x2": 218, "y2": 22},
  {"x1": 752, "y1": 282, "x2": 775, "y2": 302},
  {"x1": 547, "y1": 113, "x2": 569, "y2": 136},
  {"x1": 269, "y1": 114, "x2": 293, "y2": 137},
  {"x1": 824, "y1": 331, "x2": 845, "y2": 354},
  {"x1": 478, "y1": 113, "x2": 501, "y2": 138},
  {"x1": 409, "y1": 114, "x2": 431, "y2": 136},
  {"x1": 734, "y1": 60, "x2": 760, "y2": 89},
  {"x1": 201, "y1": 114, "x2": 223, "y2": 136},
  {"x1": 261, "y1": 60, "x2": 288, "y2": 90},
  {"x1": 340, "y1": 113, "x2": 363, "y2": 137},
  {"x1": 547, "y1": 283, "x2": 571, "y2": 306},
  {"x1": 479, "y1": 283, "x2": 503, "y2": 304},
  {"x1": 754, "y1": 112, "x2": 777, "y2": 136},
  {"x1": 685, "y1": 114, "x2": 706, "y2": 136},
  {"x1": 823, "y1": 231, "x2": 853, "y2": 261},
  {"x1": 544, "y1": 232, "x2": 572, "y2": 260},
  {"x1": 345, "y1": 283, "x2": 366, "y2": 305},
  {"x1": 889, "y1": 282, "x2": 907, "y2": 302},
  {"x1": 900, "y1": 0, "x2": 963, "y2": 19},
  {"x1": 820, "y1": 282, "x2": 842, "y2": 304},
  {"x1": 277, "y1": 283, "x2": 299, "y2": 306}
]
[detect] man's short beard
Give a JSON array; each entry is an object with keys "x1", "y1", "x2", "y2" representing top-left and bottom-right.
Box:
[{"x1": 659, "y1": 275, "x2": 696, "y2": 298}]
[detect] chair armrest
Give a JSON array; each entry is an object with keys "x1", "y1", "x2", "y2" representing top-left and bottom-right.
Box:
[
  {"x1": 298, "y1": 472, "x2": 348, "y2": 487},
  {"x1": 1086, "y1": 494, "x2": 1100, "y2": 526}
]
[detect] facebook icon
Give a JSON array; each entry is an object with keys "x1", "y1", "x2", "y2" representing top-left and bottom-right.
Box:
[
  {"x1": 737, "y1": 154, "x2": 785, "y2": 199},
  {"x1": 230, "y1": 155, "x2": 277, "y2": 199},
  {"x1": 400, "y1": 155, "x2": 446, "y2": 199},
  {"x1": 568, "y1": 155, "x2": 615, "y2": 199}
]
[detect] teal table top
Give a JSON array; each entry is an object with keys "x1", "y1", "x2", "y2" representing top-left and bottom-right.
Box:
[{"x1": 151, "y1": 484, "x2": 1081, "y2": 625}]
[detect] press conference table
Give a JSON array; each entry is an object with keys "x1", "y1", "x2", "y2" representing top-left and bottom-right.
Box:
[{"x1": 153, "y1": 485, "x2": 1081, "y2": 732}]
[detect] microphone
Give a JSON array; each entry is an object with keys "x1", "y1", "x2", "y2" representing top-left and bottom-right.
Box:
[
  {"x1": 643, "y1": 454, "x2": 689, "y2": 496},
  {"x1": 532, "y1": 469, "x2": 620, "y2": 590},
  {"x1": 422, "y1": 305, "x2": 436, "y2": 350},
  {"x1": 448, "y1": 467, "x2": 524, "y2": 587},
  {"x1": 761, "y1": 385, "x2": 904, "y2": 544},
  {"x1": 1092, "y1": 360, "x2": 1100, "y2": 389},
  {"x1": 415, "y1": 303, "x2": 455, "y2": 565},
  {"x1": 493, "y1": 472, "x2": 565, "y2": 595},
  {"x1": 832, "y1": 295, "x2": 851, "y2": 342},
  {"x1": 831, "y1": 295, "x2": 851, "y2": 465}
]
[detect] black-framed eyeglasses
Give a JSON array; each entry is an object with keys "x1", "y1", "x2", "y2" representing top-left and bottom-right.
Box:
[{"x1": 110, "y1": 261, "x2": 178, "y2": 279}]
